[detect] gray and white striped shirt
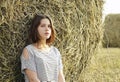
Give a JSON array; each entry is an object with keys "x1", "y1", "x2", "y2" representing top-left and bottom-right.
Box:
[{"x1": 20, "y1": 44, "x2": 63, "y2": 82}]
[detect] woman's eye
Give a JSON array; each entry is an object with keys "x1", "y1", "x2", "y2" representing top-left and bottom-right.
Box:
[
  {"x1": 41, "y1": 25, "x2": 45, "y2": 27},
  {"x1": 40, "y1": 24, "x2": 51, "y2": 28}
]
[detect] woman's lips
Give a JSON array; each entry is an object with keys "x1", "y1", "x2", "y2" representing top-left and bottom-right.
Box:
[{"x1": 45, "y1": 33, "x2": 49, "y2": 35}]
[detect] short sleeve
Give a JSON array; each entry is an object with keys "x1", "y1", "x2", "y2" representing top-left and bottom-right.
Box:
[
  {"x1": 20, "y1": 46, "x2": 36, "y2": 75},
  {"x1": 58, "y1": 52, "x2": 63, "y2": 70},
  {"x1": 54, "y1": 47, "x2": 63, "y2": 70}
]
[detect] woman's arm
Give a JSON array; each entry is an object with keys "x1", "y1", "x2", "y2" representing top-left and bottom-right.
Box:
[
  {"x1": 58, "y1": 70, "x2": 65, "y2": 82},
  {"x1": 23, "y1": 48, "x2": 41, "y2": 82},
  {"x1": 25, "y1": 69, "x2": 40, "y2": 82}
]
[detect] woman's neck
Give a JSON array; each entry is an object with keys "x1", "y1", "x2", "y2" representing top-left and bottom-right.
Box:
[{"x1": 35, "y1": 40, "x2": 49, "y2": 49}]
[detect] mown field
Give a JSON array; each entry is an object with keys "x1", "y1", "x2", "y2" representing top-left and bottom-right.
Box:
[{"x1": 80, "y1": 48, "x2": 120, "y2": 82}]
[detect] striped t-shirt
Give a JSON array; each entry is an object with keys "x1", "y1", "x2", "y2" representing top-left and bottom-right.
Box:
[{"x1": 20, "y1": 44, "x2": 63, "y2": 82}]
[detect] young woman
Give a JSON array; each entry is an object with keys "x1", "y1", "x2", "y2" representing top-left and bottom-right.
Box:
[{"x1": 20, "y1": 14, "x2": 65, "y2": 82}]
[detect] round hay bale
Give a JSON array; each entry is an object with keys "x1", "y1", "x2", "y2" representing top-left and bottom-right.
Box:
[
  {"x1": 0, "y1": 0, "x2": 103, "y2": 82},
  {"x1": 103, "y1": 14, "x2": 120, "y2": 47}
]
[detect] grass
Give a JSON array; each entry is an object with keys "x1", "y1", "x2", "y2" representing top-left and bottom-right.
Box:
[{"x1": 80, "y1": 48, "x2": 120, "y2": 82}]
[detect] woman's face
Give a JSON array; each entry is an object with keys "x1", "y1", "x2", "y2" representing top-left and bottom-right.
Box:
[{"x1": 37, "y1": 18, "x2": 52, "y2": 40}]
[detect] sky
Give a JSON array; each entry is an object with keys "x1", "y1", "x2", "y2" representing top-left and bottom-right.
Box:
[{"x1": 103, "y1": 0, "x2": 120, "y2": 20}]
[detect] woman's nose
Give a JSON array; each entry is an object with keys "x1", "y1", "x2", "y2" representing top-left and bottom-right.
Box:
[{"x1": 45, "y1": 26, "x2": 50, "y2": 30}]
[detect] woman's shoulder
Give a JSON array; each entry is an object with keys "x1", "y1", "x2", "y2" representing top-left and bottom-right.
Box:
[
  {"x1": 52, "y1": 46, "x2": 61, "y2": 55},
  {"x1": 23, "y1": 44, "x2": 34, "y2": 52},
  {"x1": 52, "y1": 45, "x2": 58, "y2": 51}
]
